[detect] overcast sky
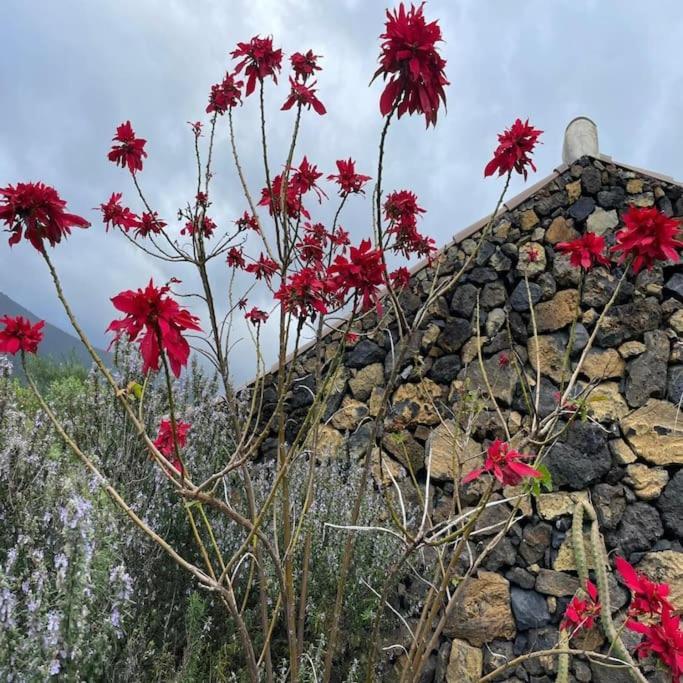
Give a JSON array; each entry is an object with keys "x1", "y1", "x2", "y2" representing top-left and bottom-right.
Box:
[{"x1": 1, "y1": 0, "x2": 682, "y2": 383}]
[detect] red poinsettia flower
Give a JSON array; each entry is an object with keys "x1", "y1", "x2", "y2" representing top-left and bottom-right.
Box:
[
  {"x1": 296, "y1": 231, "x2": 325, "y2": 265},
  {"x1": 330, "y1": 225, "x2": 350, "y2": 248},
  {"x1": 107, "y1": 121, "x2": 147, "y2": 174},
  {"x1": 153, "y1": 418, "x2": 191, "y2": 475},
  {"x1": 498, "y1": 352, "x2": 510, "y2": 368},
  {"x1": 462, "y1": 439, "x2": 541, "y2": 486},
  {"x1": 627, "y1": 606, "x2": 683, "y2": 682},
  {"x1": 107, "y1": 279, "x2": 202, "y2": 377},
  {"x1": 373, "y1": 2, "x2": 448, "y2": 127},
  {"x1": 258, "y1": 174, "x2": 310, "y2": 221},
  {"x1": 245, "y1": 307, "x2": 268, "y2": 325},
  {"x1": 556, "y1": 233, "x2": 609, "y2": 270},
  {"x1": 384, "y1": 189, "x2": 425, "y2": 224},
  {"x1": 615, "y1": 556, "x2": 673, "y2": 617},
  {"x1": 231, "y1": 35, "x2": 282, "y2": 97},
  {"x1": 345, "y1": 332, "x2": 359, "y2": 344},
  {"x1": 275, "y1": 267, "x2": 329, "y2": 319},
  {"x1": 291, "y1": 157, "x2": 327, "y2": 202},
  {"x1": 484, "y1": 119, "x2": 543, "y2": 180},
  {"x1": 327, "y1": 159, "x2": 372, "y2": 196},
  {"x1": 206, "y1": 72, "x2": 243, "y2": 115},
  {"x1": 384, "y1": 190, "x2": 434, "y2": 258},
  {"x1": 389, "y1": 266, "x2": 411, "y2": 290},
  {"x1": 328, "y1": 239, "x2": 385, "y2": 311},
  {"x1": 0, "y1": 316, "x2": 45, "y2": 355},
  {"x1": 611, "y1": 207, "x2": 683, "y2": 274},
  {"x1": 226, "y1": 246, "x2": 246, "y2": 269},
  {"x1": 188, "y1": 121, "x2": 202, "y2": 138},
  {"x1": 561, "y1": 580, "x2": 601, "y2": 633},
  {"x1": 281, "y1": 77, "x2": 326, "y2": 115},
  {"x1": 290, "y1": 50, "x2": 321, "y2": 81},
  {"x1": 135, "y1": 211, "x2": 166, "y2": 238},
  {"x1": 245, "y1": 253, "x2": 279, "y2": 284},
  {"x1": 235, "y1": 211, "x2": 260, "y2": 232},
  {"x1": 0, "y1": 182, "x2": 90, "y2": 250},
  {"x1": 181, "y1": 216, "x2": 216, "y2": 239},
  {"x1": 100, "y1": 192, "x2": 140, "y2": 232},
  {"x1": 237, "y1": 297, "x2": 248, "y2": 310}
]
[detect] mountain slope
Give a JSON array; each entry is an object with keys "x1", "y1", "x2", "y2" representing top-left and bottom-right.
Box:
[{"x1": 0, "y1": 292, "x2": 112, "y2": 370}]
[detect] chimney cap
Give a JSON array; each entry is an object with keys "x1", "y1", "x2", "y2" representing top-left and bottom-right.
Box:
[{"x1": 562, "y1": 117, "x2": 599, "y2": 165}]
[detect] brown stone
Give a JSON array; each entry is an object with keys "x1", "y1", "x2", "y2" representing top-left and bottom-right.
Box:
[
  {"x1": 519, "y1": 209, "x2": 540, "y2": 231},
  {"x1": 534, "y1": 289, "x2": 579, "y2": 332},
  {"x1": 462, "y1": 350, "x2": 520, "y2": 406},
  {"x1": 637, "y1": 551, "x2": 683, "y2": 610},
  {"x1": 554, "y1": 531, "x2": 596, "y2": 571},
  {"x1": 618, "y1": 341, "x2": 647, "y2": 359},
  {"x1": 626, "y1": 178, "x2": 644, "y2": 194},
  {"x1": 371, "y1": 448, "x2": 406, "y2": 487},
  {"x1": 546, "y1": 216, "x2": 578, "y2": 244},
  {"x1": 586, "y1": 382, "x2": 629, "y2": 422},
  {"x1": 517, "y1": 242, "x2": 546, "y2": 276},
  {"x1": 461, "y1": 336, "x2": 486, "y2": 364},
  {"x1": 330, "y1": 397, "x2": 368, "y2": 431},
  {"x1": 528, "y1": 335, "x2": 568, "y2": 384},
  {"x1": 392, "y1": 379, "x2": 441, "y2": 426},
  {"x1": 581, "y1": 348, "x2": 625, "y2": 381},
  {"x1": 309, "y1": 425, "x2": 344, "y2": 460},
  {"x1": 444, "y1": 572, "x2": 516, "y2": 646},
  {"x1": 382, "y1": 430, "x2": 425, "y2": 473},
  {"x1": 610, "y1": 438, "x2": 637, "y2": 465},
  {"x1": 428, "y1": 421, "x2": 483, "y2": 482},
  {"x1": 537, "y1": 491, "x2": 589, "y2": 520},
  {"x1": 349, "y1": 362, "x2": 384, "y2": 402},
  {"x1": 621, "y1": 399, "x2": 683, "y2": 465},
  {"x1": 566, "y1": 179, "x2": 581, "y2": 202},
  {"x1": 368, "y1": 387, "x2": 384, "y2": 417},
  {"x1": 446, "y1": 638, "x2": 483, "y2": 683},
  {"x1": 625, "y1": 463, "x2": 669, "y2": 500},
  {"x1": 535, "y1": 569, "x2": 580, "y2": 597}
]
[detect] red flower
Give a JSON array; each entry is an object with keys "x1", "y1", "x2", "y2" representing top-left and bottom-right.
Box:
[
  {"x1": 462, "y1": 439, "x2": 542, "y2": 486},
  {"x1": 235, "y1": 211, "x2": 260, "y2": 232},
  {"x1": 330, "y1": 226, "x2": 350, "y2": 248},
  {"x1": 327, "y1": 159, "x2": 372, "y2": 196},
  {"x1": 296, "y1": 231, "x2": 325, "y2": 265},
  {"x1": 281, "y1": 77, "x2": 326, "y2": 115},
  {"x1": 206, "y1": 72, "x2": 243, "y2": 114},
  {"x1": 237, "y1": 297, "x2": 248, "y2": 310},
  {"x1": 107, "y1": 121, "x2": 147, "y2": 174},
  {"x1": 498, "y1": 352, "x2": 510, "y2": 368},
  {"x1": 275, "y1": 267, "x2": 329, "y2": 319},
  {"x1": 373, "y1": 2, "x2": 448, "y2": 127},
  {"x1": 553, "y1": 391, "x2": 579, "y2": 414},
  {"x1": 611, "y1": 207, "x2": 683, "y2": 274},
  {"x1": 0, "y1": 316, "x2": 45, "y2": 355},
  {"x1": 245, "y1": 253, "x2": 279, "y2": 283},
  {"x1": 345, "y1": 332, "x2": 359, "y2": 344},
  {"x1": 231, "y1": 35, "x2": 282, "y2": 97},
  {"x1": 292, "y1": 157, "x2": 327, "y2": 201},
  {"x1": 100, "y1": 193, "x2": 140, "y2": 232},
  {"x1": 384, "y1": 190, "x2": 433, "y2": 258},
  {"x1": 107, "y1": 279, "x2": 202, "y2": 377},
  {"x1": 389, "y1": 266, "x2": 411, "y2": 290},
  {"x1": 181, "y1": 216, "x2": 216, "y2": 239},
  {"x1": 258, "y1": 174, "x2": 310, "y2": 221},
  {"x1": 290, "y1": 50, "x2": 321, "y2": 81},
  {"x1": 0, "y1": 182, "x2": 90, "y2": 250},
  {"x1": 245, "y1": 307, "x2": 268, "y2": 325},
  {"x1": 484, "y1": 119, "x2": 543, "y2": 180},
  {"x1": 153, "y1": 418, "x2": 191, "y2": 475},
  {"x1": 615, "y1": 556, "x2": 673, "y2": 617},
  {"x1": 384, "y1": 189, "x2": 425, "y2": 223},
  {"x1": 557, "y1": 233, "x2": 610, "y2": 270},
  {"x1": 135, "y1": 211, "x2": 166, "y2": 238},
  {"x1": 188, "y1": 121, "x2": 202, "y2": 137},
  {"x1": 227, "y1": 247, "x2": 246, "y2": 269},
  {"x1": 627, "y1": 606, "x2": 683, "y2": 682},
  {"x1": 328, "y1": 239, "x2": 385, "y2": 311},
  {"x1": 561, "y1": 580, "x2": 601, "y2": 633}
]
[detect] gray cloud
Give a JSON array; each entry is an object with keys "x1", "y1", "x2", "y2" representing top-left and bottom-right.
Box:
[{"x1": 1, "y1": 0, "x2": 682, "y2": 383}]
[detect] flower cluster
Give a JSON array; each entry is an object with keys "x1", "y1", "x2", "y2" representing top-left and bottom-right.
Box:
[
  {"x1": 206, "y1": 72, "x2": 243, "y2": 115},
  {"x1": 328, "y1": 239, "x2": 386, "y2": 312},
  {"x1": 107, "y1": 279, "x2": 202, "y2": 377},
  {"x1": 484, "y1": 118, "x2": 543, "y2": 180},
  {"x1": 0, "y1": 315, "x2": 45, "y2": 355},
  {"x1": 556, "y1": 232, "x2": 609, "y2": 270},
  {"x1": 561, "y1": 580, "x2": 601, "y2": 633},
  {"x1": 153, "y1": 418, "x2": 191, "y2": 475},
  {"x1": 373, "y1": 2, "x2": 448, "y2": 127},
  {"x1": 231, "y1": 35, "x2": 282, "y2": 97},
  {"x1": 0, "y1": 181, "x2": 90, "y2": 250},
  {"x1": 327, "y1": 158, "x2": 372, "y2": 196},
  {"x1": 108, "y1": 121, "x2": 147, "y2": 174},
  {"x1": 462, "y1": 439, "x2": 541, "y2": 486},
  {"x1": 384, "y1": 189, "x2": 435, "y2": 259}
]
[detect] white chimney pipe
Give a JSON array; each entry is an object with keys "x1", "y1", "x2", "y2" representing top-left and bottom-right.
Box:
[{"x1": 562, "y1": 117, "x2": 599, "y2": 164}]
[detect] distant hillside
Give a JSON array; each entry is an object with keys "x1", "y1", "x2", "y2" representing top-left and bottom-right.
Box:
[{"x1": 0, "y1": 292, "x2": 112, "y2": 372}]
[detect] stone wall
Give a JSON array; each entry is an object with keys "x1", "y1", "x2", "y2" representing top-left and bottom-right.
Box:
[{"x1": 259, "y1": 155, "x2": 683, "y2": 682}]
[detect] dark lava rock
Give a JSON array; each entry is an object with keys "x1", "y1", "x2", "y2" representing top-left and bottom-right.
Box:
[
  {"x1": 545, "y1": 422, "x2": 611, "y2": 489},
  {"x1": 428, "y1": 354, "x2": 462, "y2": 384},
  {"x1": 580, "y1": 166, "x2": 602, "y2": 194},
  {"x1": 535, "y1": 191, "x2": 568, "y2": 217},
  {"x1": 451, "y1": 283, "x2": 478, "y2": 317},
  {"x1": 568, "y1": 196, "x2": 595, "y2": 222},
  {"x1": 289, "y1": 375, "x2": 316, "y2": 409},
  {"x1": 512, "y1": 377, "x2": 558, "y2": 418},
  {"x1": 518, "y1": 522, "x2": 552, "y2": 565},
  {"x1": 482, "y1": 537, "x2": 517, "y2": 571},
  {"x1": 605, "y1": 502, "x2": 664, "y2": 557},
  {"x1": 625, "y1": 330, "x2": 669, "y2": 407},
  {"x1": 468, "y1": 267, "x2": 499, "y2": 284},
  {"x1": 597, "y1": 186, "x2": 626, "y2": 209},
  {"x1": 506, "y1": 567, "x2": 536, "y2": 590},
  {"x1": 345, "y1": 339, "x2": 386, "y2": 368},
  {"x1": 510, "y1": 588, "x2": 551, "y2": 631},
  {"x1": 476, "y1": 240, "x2": 496, "y2": 266},
  {"x1": 668, "y1": 365, "x2": 683, "y2": 403},
  {"x1": 582, "y1": 267, "x2": 634, "y2": 308},
  {"x1": 510, "y1": 280, "x2": 542, "y2": 311},
  {"x1": 595, "y1": 297, "x2": 661, "y2": 346},
  {"x1": 592, "y1": 483, "x2": 626, "y2": 530},
  {"x1": 347, "y1": 422, "x2": 373, "y2": 459},
  {"x1": 657, "y1": 470, "x2": 683, "y2": 539},
  {"x1": 664, "y1": 272, "x2": 683, "y2": 300},
  {"x1": 480, "y1": 281, "x2": 507, "y2": 310},
  {"x1": 437, "y1": 318, "x2": 472, "y2": 353}
]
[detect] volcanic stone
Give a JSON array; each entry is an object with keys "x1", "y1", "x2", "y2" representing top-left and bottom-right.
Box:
[
  {"x1": 597, "y1": 186, "x2": 625, "y2": 209},
  {"x1": 480, "y1": 281, "x2": 507, "y2": 309},
  {"x1": 586, "y1": 207, "x2": 618, "y2": 235},
  {"x1": 581, "y1": 166, "x2": 602, "y2": 194},
  {"x1": 349, "y1": 362, "x2": 384, "y2": 401},
  {"x1": 510, "y1": 588, "x2": 551, "y2": 631},
  {"x1": 595, "y1": 297, "x2": 661, "y2": 346},
  {"x1": 446, "y1": 639, "x2": 482, "y2": 683},
  {"x1": 428, "y1": 354, "x2": 462, "y2": 385},
  {"x1": 510, "y1": 280, "x2": 542, "y2": 311},
  {"x1": 438, "y1": 318, "x2": 473, "y2": 353},
  {"x1": 451, "y1": 283, "x2": 479, "y2": 317},
  {"x1": 545, "y1": 216, "x2": 578, "y2": 244},
  {"x1": 668, "y1": 365, "x2": 683, "y2": 403},
  {"x1": 604, "y1": 502, "x2": 663, "y2": 557},
  {"x1": 620, "y1": 399, "x2": 683, "y2": 465},
  {"x1": 625, "y1": 330, "x2": 669, "y2": 407},
  {"x1": 345, "y1": 339, "x2": 386, "y2": 368},
  {"x1": 657, "y1": 471, "x2": 683, "y2": 539},
  {"x1": 568, "y1": 196, "x2": 595, "y2": 221},
  {"x1": 533, "y1": 289, "x2": 579, "y2": 332}
]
